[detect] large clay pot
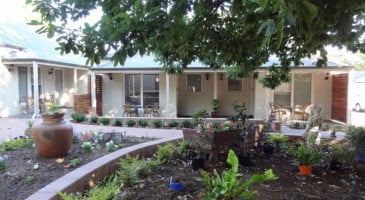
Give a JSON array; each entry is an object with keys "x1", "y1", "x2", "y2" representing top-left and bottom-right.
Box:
[{"x1": 33, "y1": 113, "x2": 73, "y2": 158}]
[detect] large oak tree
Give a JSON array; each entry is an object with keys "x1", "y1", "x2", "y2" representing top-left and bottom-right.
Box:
[{"x1": 27, "y1": 0, "x2": 365, "y2": 88}]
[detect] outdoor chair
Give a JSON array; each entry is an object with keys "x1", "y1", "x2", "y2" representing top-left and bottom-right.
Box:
[
  {"x1": 123, "y1": 103, "x2": 137, "y2": 117},
  {"x1": 23, "y1": 96, "x2": 34, "y2": 114},
  {"x1": 143, "y1": 105, "x2": 153, "y2": 117},
  {"x1": 293, "y1": 103, "x2": 313, "y2": 121},
  {"x1": 269, "y1": 103, "x2": 287, "y2": 121},
  {"x1": 151, "y1": 103, "x2": 159, "y2": 117}
]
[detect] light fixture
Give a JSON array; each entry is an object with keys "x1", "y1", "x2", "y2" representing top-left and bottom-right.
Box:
[
  {"x1": 253, "y1": 72, "x2": 259, "y2": 79},
  {"x1": 48, "y1": 68, "x2": 54, "y2": 75},
  {"x1": 155, "y1": 75, "x2": 159, "y2": 82},
  {"x1": 219, "y1": 73, "x2": 224, "y2": 80},
  {"x1": 324, "y1": 72, "x2": 330, "y2": 80},
  {"x1": 7, "y1": 64, "x2": 15, "y2": 72},
  {"x1": 205, "y1": 73, "x2": 209, "y2": 80},
  {"x1": 108, "y1": 73, "x2": 113, "y2": 80}
]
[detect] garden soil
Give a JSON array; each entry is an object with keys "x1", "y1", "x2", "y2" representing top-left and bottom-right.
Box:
[{"x1": 1, "y1": 138, "x2": 365, "y2": 200}]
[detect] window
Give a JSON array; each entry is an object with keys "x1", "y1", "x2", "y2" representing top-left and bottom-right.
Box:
[
  {"x1": 143, "y1": 74, "x2": 159, "y2": 106},
  {"x1": 228, "y1": 78, "x2": 242, "y2": 91},
  {"x1": 125, "y1": 74, "x2": 159, "y2": 106},
  {"x1": 31, "y1": 68, "x2": 42, "y2": 98},
  {"x1": 187, "y1": 74, "x2": 201, "y2": 92},
  {"x1": 125, "y1": 74, "x2": 141, "y2": 105}
]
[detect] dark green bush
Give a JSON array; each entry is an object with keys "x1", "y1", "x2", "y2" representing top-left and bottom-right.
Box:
[
  {"x1": 168, "y1": 121, "x2": 179, "y2": 128},
  {"x1": 181, "y1": 120, "x2": 192, "y2": 128},
  {"x1": 71, "y1": 112, "x2": 86, "y2": 123},
  {"x1": 127, "y1": 119, "x2": 136, "y2": 127},
  {"x1": 100, "y1": 117, "x2": 110, "y2": 125},
  {"x1": 90, "y1": 116, "x2": 98, "y2": 123},
  {"x1": 153, "y1": 120, "x2": 162, "y2": 128},
  {"x1": 138, "y1": 119, "x2": 148, "y2": 127},
  {"x1": 114, "y1": 118, "x2": 123, "y2": 126}
]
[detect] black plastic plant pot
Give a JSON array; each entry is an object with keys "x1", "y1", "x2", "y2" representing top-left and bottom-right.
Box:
[{"x1": 192, "y1": 157, "x2": 205, "y2": 171}]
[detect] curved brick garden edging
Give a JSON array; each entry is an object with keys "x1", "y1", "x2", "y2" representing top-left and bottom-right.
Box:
[{"x1": 26, "y1": 136, "x2": 182, "y2": 200}]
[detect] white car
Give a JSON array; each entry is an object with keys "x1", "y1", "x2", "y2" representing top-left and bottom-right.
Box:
[
  {"x1": 353, "y1": 92, "x2": 365, "y2": 112},
  {"x1": 355, "y1": 102, "x2": 362, "y2": 112}
]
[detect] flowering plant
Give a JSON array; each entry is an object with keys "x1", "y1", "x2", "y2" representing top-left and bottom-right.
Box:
[
  {"x1": 77, "y1": 130, "x2": 103, "y2": 144},
  {"x1": 0, "y1": 155, "x2": 8, "y2": 170},
  {"x1": 195, "y1": 121, "x2": 242, "y2": 133},
  {"x1": 106, "y1": 141, "x2": 116, "y2": 152},
  {"x1": 81, "y1": 141, "x2": 93, "y2": 152}
]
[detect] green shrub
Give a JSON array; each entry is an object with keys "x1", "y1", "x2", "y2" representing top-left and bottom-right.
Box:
[
  {"x1": 99, "y1": 117, "x2": 110, "y2": 125},
  {"x1": 153, "y1": 119, "x2": 162, "y2": 128},
  {"x1": 114, "y1": 118, "x2": 123, "y2": 126},
  {"x1": 90, "y1": 116, "x2": 98, "y2": 123},
  {"x1": 138, "y1": 119, "x2": 148, "y2": 127},
  {"x1": 127, "y1": 119, "x2": 136, "y2": 127},
  {"x1": 200, "y1": 150, "x2": 278, "y2": 199},
  {"x1": 326, "y1": 143, "x2": 355, "y2": 165},
  {"x1": 156, "y1": 143, "x2": 177, "y2": 161},
  {"x1": 59, "y1": 176, "x2": 120, "y2": 200},
  {"x1": 182, "y1": 120, "x2": 192, "y2": 128},
  {"x1": 0, "y1": 138, "x2": 33, "y2": 152},
  {"x1": 168, "y1": 121, "x2": 179, "y2": 128},
  {"x1": 71, "y1": 112, "x2": 86, "y2": 123},
  {"x1": 117, "y1": 155, "x2": 149, "y2": 187},
  {"x1": 0, "y1": 155, "x2": 7, "y2": 170}
]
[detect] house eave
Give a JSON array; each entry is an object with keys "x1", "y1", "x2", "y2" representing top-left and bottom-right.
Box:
[{"x1": 2, "y1": 58, "x2": 89, "y2": 70}]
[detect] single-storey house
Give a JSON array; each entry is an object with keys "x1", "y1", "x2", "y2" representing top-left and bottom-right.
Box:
[
  {"x1": 0, "y1": 17, "x2": 355, "y2": 124},
  {"x1": 89, "y1": 55, "x2": 354, "y2": 123},
  {"x1": 0, "y1": 17, "x2": 89, "y2": 118}
]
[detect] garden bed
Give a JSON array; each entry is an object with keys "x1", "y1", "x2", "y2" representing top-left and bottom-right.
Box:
[
  {"x1": 58, "y1": 140, "x2": 365, "y2": 200},
  {"x1": 0, "y1": 134, "x2": 156, "y2": 200}
]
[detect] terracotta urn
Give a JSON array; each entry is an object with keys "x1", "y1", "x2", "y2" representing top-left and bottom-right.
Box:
[{"x1": 33, "y1": 113, "x2": 73, "y2": 158}]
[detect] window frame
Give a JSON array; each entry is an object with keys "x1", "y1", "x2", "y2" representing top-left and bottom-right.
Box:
[
  {"x1": 227, "y1": 78, "x2": 242, "y2": 92},
  {"x1": 187, "y1": 74, "x2": 202, "y2": 93}
]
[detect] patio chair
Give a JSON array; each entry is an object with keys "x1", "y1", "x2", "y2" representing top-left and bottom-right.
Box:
[
  {"x1": 293, "y1": 103, "x2": 313, "y2": 121},
  {"x1": 269, "y1": 103, "x2": 286, "y2": 121},
  {"x1": 152, "y1": 103, "x2": 159, "y2": 117},
  {"x1": 143, "y1": 105, "x2": 153, "y2": 117},
  {"x1": 123, "y1": 103, "x2": 137, "y2": 117},
  {"x1": 23, "y1": 96, "x2": 34, "y2": 114}
]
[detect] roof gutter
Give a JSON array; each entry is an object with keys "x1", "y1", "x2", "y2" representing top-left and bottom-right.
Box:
[{"x1": 2, "y1": 58, "x2": 89, "y2": 70}]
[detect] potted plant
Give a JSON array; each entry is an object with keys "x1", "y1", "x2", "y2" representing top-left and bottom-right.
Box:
[
  {"x1": 345, "y1": 125, "x2": 365, "y2": 162},
  {"x1": 289, "y1": 143, "x2": 322, "y2": 175},
  {"x1": 211, "y1": 99, "x2": 219, "y2": 118},
  {"x1": 33, "y1": 103, "x2": 73, "y2": 158}
]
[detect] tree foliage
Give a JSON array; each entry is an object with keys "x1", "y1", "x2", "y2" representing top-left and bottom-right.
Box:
[{"x1": 26, "y1": 0, "x2": 365, "y2": 88}]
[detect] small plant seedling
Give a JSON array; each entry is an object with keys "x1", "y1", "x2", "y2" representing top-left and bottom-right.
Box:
[
  {"x1": 70, "y1": 159, "x2": 80, "y2": 167},
  {"x1": 26, "y1": 175, "x2": 34, "y2": 182}
]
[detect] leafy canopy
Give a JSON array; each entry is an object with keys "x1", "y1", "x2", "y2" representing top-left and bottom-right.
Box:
[{"x1": 26, "y1": 0, "x2": 365, "y2": 88}]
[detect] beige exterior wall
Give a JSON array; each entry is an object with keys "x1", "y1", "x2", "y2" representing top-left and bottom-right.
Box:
[
  {"x1": 253, "y1": 72, "x2": 269, "y2": 120},
  {"x1": 177, "y1": 73, "x2": 254, "y2": 117},
  {"x1": 0, "y1": 62, "x2": 19, "y2": 117},
  {"x1": 101, "y1": 73, "x2": 124, "y2": 117},
  {"x1": 0, "y1": 61, "x2": 89, "y2": 116},
  {"x1": 312, "y1": 72, "x2": 332, "y2": 120},
  {"x1": 160, "y1": 74, "x2": 178, "y2": 117}
]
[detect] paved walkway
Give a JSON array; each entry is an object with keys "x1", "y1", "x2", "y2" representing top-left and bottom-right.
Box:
[{"x1": 0, "y1": 109, "x2": 345, "y2": 141}]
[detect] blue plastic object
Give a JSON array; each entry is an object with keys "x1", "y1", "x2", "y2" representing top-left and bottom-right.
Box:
[{"x1": 169, "y1": 182, "x2": 184, "y2": 192}]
